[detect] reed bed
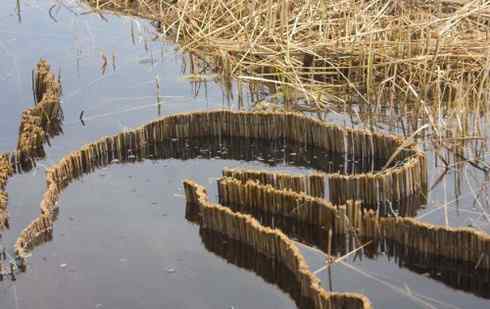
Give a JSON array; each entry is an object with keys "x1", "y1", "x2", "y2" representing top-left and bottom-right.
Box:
[
  {"x1": 199, "y1": 228, "x2": 319, "y2": 308},
  {"x1": 204, "y1": 198, "x2": 490, "y2": 299},
  {"x1": 81, "y1": 0, "x2": 490, "y2": 189},
  {"x1": 218, "y1": 176, "x2": 362, "y2": 234},
  {"x1": 83, "y1": 0, "x2": 490, "y2": 136},
  {"x1": 186, "y1": 178, "x2": 490, "y2": 304},
  {"x1": 0, "y1": 60, "x2": 62, "y2": 233},
  {"x1": 199, "y1": 213, "x2": 490, "y2": 299},
  {"x1": 223, "y1": 168, "x2": 325, "y2": 198}
]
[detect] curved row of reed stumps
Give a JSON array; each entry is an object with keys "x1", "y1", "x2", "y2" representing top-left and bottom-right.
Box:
[
  {"x1": 0, "y1": 61, "x2": 489, "y2": 308},
  {"x1": 0, "y1": 60, "x2": 62, "y2": 229},
  {"x1": 0, "y1": 60, "x2": 63, "y2": 278}
]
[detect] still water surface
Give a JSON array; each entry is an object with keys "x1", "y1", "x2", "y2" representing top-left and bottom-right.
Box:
[{"x1": 0, "y1": 1, "x2": 489, "y2": 308}]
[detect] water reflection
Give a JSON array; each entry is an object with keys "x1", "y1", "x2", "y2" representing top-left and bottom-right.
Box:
[
  {"x1": 188, "y1": 202, "x2": 490, "y2": 300},
  {"x1": 199, "y1": 228, "x2": 315, "y2": 309},
  {"x1": 1, "y1": 1, "x2": 489, "y2": 308},
  {"x1": 7, "y1": 135, "x2": 415, "y2": 276}
]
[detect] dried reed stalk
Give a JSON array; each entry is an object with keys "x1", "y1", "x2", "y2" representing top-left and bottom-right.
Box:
[
  {"x1": 216, "y1": 171, "x2": 489, "y2": 269},
  {"x1": 84, "y1": 0, "x2": 490, "y2": 141},
  {"x1": 0, "y1": 60, "x2": 63, "y2": 233},
  {"x1": 16, "y1": 59, "x2": 63, "y2": 167},
  {"x1": 0, "y1": 154, "x2": 13, "y2": 230},
  {"x1": 15, "y1": 109, "x2": 425, "y2": 259},
  {"x1": 184, "y1": 179, "x2": 372, "y2": 309},
  {"x1": 13, "y1": 109, "x2": 489, "y2": 306}
]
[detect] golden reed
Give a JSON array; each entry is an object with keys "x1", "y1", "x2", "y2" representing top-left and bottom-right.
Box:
[
  {"x1": 16, "y1": 60, "x2": 63, "y2": 166},
  {"x1": 216, "y1": 170, "x2": 490, "y2": 269},
  {"x1": 223, "y1": 168, "x2": 325, "y2": 198},
  {"x1": 184, "y1": 180, "x2": 372, "y2": 309},
  {"x1": 0, "y1": 60, "x2": 62, "y2": 231},
  {"x1": 15, "y1": 110, "x2": 425, "y2": 256},
  {"x1": 0, "y1": 154, "x2": 13, "y2": 230},
  {"x1": 16, "y1": 110, "x2": 489, "y2": 308}
]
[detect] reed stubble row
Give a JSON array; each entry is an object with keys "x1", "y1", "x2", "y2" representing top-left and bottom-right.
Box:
[
  {"x1": 14, "y1": 110, "x2": 429, "y2": 307},
  {"x1": 0, "y1": 154, "x2": 13, "y2": 230},
  {"x1": 15, "y1": 110, "x2": 424, "y2": 258},
  {"x1": 0, "y1": 60, "x2": 62, "y2": 232},
  {"x1": 199, "y1": 228, "x2": 319, "y2": 308},
  {"x1": 217, "y1": 175, "x2": 490, "y2": 270},
  {"x1": 184, "y1": 180, "x2": 372, "y2": 309},
  {"x1": 16, "y1": 60, "x2": 62, "y2": 167},
  {"x1": 223, "y1": 167, "x2": 325, "y2": 198},
  {"x1": 152, "y1": 110, "x2": 427, "y2": 208}
]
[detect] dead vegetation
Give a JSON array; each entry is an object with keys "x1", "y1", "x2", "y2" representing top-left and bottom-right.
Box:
[
  {"x1": 2, "y1": 1, "x2": 488, "y2": 304},
  {"x1": 0, "y1": 60, "x2": 63, "y2": 233},
  {"x1": 84, "y1": 1, "x2": 490, "y2": 121},
  {"x1": 79, "y1": 0, "x2": 490, "y2": 230},
  {"x1": 78, "y1": 0, "x2": 490, "y2": 188},
  {"x1": 185, "y1": 179, "x2": 372, "y2": 309},
  {"x1": 0, "y1": 154, "x2": 13, "y2": 230},
  {"x1": 16, "y1": 60, "x2": 63, "y2": 169},
  {"x1": 13, "y1": 109, "x2": 489, "y2": 307},
  {"x1": 217, "y1": 170, "x2": 489, "y2": 270}
]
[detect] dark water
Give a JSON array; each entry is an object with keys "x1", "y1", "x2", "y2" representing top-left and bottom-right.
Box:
[{"x1": 0, "y1": 1, "x2": 489, "y2": 309}]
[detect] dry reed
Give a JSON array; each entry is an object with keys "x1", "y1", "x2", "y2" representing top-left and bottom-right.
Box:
[
  {"x1": 80, "y1": 0, "x2": 490, "y2": 190},
  {"x1": 12, "y1": 109, "x2": 489, "y2": 306},
  {"x1": 16, "y1": 59, "x2": 63, "y2": 168},
  {"x1": 216, "y1": 173, "x2": 490, "y2": 269},
  {"x1": 184, "y1": 179, "x2": 372, "y2": 309},
  {"x1": 14, "y1": 110, "x2": 424, "y2": 258},
  {"x1": 83, "y1": 0, "x2": 490, "y2": 140},
  {"x1": 0, "y1": 60, "x2": 62, "y2": 232},
  {"x1": 0, "y1": 154, "x2": 13, "y2": 230}
]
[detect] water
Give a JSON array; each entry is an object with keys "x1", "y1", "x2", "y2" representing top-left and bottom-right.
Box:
[{"x1": 0, "y1": 1, "x2": 489, "y2": 308}]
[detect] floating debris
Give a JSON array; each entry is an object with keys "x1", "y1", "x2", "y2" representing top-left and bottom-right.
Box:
[{"x1": 182, "y1": 73, "x2": 218, "y2": 82}]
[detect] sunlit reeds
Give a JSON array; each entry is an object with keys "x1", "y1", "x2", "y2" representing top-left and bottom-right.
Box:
[
  {"x1": 79, "y1": 0, "x2": 490, "y2": 187},
  {"x1": 0, "y1": 60, "x2": 63, "y2": 233}
]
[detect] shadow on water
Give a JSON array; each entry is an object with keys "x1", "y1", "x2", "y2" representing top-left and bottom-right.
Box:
[
  {"x1": 189, "y1": 202, "x2": 490, "y2": 300},
  {"x1": 199, "y1": 228, "x2": 316, "y2": 309}
]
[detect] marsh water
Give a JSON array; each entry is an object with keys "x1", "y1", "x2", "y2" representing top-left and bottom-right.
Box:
[{"x1": 0, "y1": 1, "x2": 489, "y2": 308}]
